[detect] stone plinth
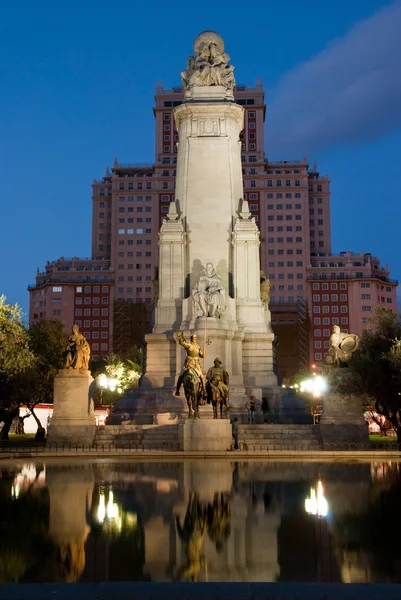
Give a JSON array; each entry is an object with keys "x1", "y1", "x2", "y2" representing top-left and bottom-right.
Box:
[
  {"x1": 47, "y1": 370, "x2": 95, "y2": 445},
  {"x1": 179, "y1": 418, "x2": 232, "y2": 452},
  {"x1": 106, "y1": 387, "x2": 187, "y2": 425},
  {"x1": 320, "y1": 371, "x2": 369, "y2": 448}
]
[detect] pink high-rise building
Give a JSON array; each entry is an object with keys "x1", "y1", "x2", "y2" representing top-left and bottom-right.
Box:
[{"x1": 28, "y1": 82, "x2": 397, "y2": 373}]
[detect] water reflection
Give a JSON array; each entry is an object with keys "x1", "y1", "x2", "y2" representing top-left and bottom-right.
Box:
[{"x1": 1, "y1": 459, "x2": 401, "y2": 583}]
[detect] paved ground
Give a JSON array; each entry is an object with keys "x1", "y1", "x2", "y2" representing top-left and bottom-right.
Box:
[{"x1": 1, "y1": 582, "x2": 401, "y2": 600}]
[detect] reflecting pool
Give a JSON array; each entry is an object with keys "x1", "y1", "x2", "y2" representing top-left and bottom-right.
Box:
[{"x1": 0, "y1": 459, "x2": 401, "y2": 583}]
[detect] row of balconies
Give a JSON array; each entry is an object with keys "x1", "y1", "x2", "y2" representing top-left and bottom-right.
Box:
[{"x1": 28, "y1": 277, "x2": 115, "y2": 288}]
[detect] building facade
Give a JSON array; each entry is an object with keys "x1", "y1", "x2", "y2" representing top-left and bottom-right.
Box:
[
  {"x1": 307, "y1": 252, "x2": 397, "y2": 367},
  {"x1": 28, "y1": 257, "x2": 114, "y2": 357},
  {"x1": 28, "y1": 83, "x2": 397, "y2": 374}
]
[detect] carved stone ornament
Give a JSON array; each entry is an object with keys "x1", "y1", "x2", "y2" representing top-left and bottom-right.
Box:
[
  {"x1": 192, "y1": 262, "x2": 225, "y2": 318},
  {"x1": 181, "y1": 31, "x2": 236, "y2": 93}
]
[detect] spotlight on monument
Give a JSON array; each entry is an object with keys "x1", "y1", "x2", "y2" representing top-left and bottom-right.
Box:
[{"x1": 300, "y1": 375, "x2": 327, "y2": 399}]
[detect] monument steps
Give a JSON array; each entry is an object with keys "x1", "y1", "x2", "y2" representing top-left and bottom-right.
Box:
[
  {"x1": 238, "y1": 424, "x2": 323, "y2": 450},
  {"x1": 94, "y1": 424, "x2": 180, "y2": 449}
]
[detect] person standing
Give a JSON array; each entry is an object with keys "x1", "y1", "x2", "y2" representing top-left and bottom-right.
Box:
[
  {"x1": 261, "y1": 397, "x2": 269, "y2": 424},
  {"x1": 231, "y1": 417, "x2": 239, "y2": 450},
  {"x1": 245, "y1": 396, "x2": 256, "y2": 423}
]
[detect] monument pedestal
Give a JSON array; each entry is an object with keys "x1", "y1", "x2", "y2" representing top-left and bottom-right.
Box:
[
  {"x1": 320, "y1": 371, "x2": 368, "y2": 448},
  {"x1": 179, "y1": 418, "x2": 232, "y2": 452},
  {"x1": 47, "y1": 370, "x2": 95, "y2": 445}
]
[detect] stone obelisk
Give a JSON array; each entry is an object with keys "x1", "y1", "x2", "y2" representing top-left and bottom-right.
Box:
[{"x1": 140, "y1": 31, "x2": 277, "y2": 418}]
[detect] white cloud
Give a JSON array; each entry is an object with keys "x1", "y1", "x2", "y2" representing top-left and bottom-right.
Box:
[{"x1": 267, "y1": 1, "x2": 401, "y2": 157}]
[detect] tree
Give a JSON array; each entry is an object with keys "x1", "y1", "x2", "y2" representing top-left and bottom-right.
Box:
[
  {"x1": 0, "y1": 296, "x2": 36, "y2": 439},
  {"x1": 24, "y1": 319, "x2": 68, "y2": 439},
  {"x1": 336, "y1": 308, "x2": 401, "y2": 446},
  {"x1": 94, "y1": 347, "x2": 142, "y2": 408}
]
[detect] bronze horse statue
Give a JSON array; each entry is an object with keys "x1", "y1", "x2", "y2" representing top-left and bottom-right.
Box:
[{"x1": 182, "y1": 370, "x2": 204, "y2": 418}]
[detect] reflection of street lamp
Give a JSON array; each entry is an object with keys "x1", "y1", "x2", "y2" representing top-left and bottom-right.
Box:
[{"x1": 305, "y1": 480, "x2": 329, "y2": 518}]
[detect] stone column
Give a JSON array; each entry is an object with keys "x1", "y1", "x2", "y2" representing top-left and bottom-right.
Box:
[
  {"x1": 47, "y1": 369, "x2": 96, "y2": 445},
  {"x1": 232, "y1": 202, "x2": 277, "y2": 390}
]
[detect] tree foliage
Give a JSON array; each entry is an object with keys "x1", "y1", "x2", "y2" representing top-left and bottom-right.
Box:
[
  {"x1": 0, "y1": 296, "x2": 35, "y2": 380},
  {"x1": 336, "y1": 308, "x2": 401, "y2": 443},
  {"x1": 93, "y1": 347, "x2": 142, "y2": 407},
  {"x1": 0, "y1": 303, "x2": 68, "y2": 439}
]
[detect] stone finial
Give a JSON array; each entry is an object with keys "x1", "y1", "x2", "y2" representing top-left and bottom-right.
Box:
[
  {"x1": 238, "y1": 198, "x2": 252, "y2": 219},
  {"x1": 167, "y1": 199, "x2": 179, "y2": 220}
]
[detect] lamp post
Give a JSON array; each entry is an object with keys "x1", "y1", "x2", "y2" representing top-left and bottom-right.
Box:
[{"x1": 97, "y1": 375, "x2": 122, "y2": 418}]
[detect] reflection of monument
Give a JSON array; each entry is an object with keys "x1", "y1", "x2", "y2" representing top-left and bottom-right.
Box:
[
  {"x1": 47, "y1": 467, "x2": 94, "y2": 582},
  {"x1": 48, "y1": 324, "x2": 96, "y2": 445},
  {"x1": 112, "y1": 31, "x2": 277, "y2": 427}
]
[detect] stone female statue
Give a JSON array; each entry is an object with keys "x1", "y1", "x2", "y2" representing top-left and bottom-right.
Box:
[{"x1": 64, "y1": 325, "x2": 91, "y2": 371}]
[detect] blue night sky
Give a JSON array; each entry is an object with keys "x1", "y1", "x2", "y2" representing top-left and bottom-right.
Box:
[{"x1": 1, "y1": 0, "x2": 401, "y2": 314}]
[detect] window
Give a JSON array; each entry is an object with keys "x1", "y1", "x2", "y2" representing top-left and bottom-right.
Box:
[
  {"x1": 52, "y1": 286, "x2": 62, "y2": 292},
  {"x1": 314, "y1": 330, "x2": 321, "y2": 337},
  {"x1": 313, "y1": 283, "x2": 319, "y2": 290},
  {"x1": 361, "y1": 293, "x2": 371, "y2": 300},
  {"x1": 362, "y1": 306, "x2": 372, "y2": 312}
]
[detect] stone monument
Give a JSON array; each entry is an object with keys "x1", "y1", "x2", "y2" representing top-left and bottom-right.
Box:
[
  {"x1": 108, "y1": 31, "x2": 279, "y2": 433},
  {"x1": 320, "y1": 326, "x2": 368, "y2": 447},
  {"x1": 47, "y1": 325, "x2": 96, "y2": 445}
]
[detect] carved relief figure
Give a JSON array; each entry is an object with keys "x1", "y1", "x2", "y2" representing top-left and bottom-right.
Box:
[
  {"x1": 325, "y1": 325, "x2": 359, "y2": 367},
  {"x1": 192, "y1": 262, "x2": 225, "y2": 318},
  {"x1": 64, "y1": 325, "x2": 90, "y2": 371}
]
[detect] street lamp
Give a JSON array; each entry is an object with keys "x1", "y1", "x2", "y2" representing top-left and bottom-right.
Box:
[
  {"x1": 300, "y1": 375, "x2": 327, "y2": 398},
  {"x1": 300, "y1": 376, "x2": 327, "y2": 423}
]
